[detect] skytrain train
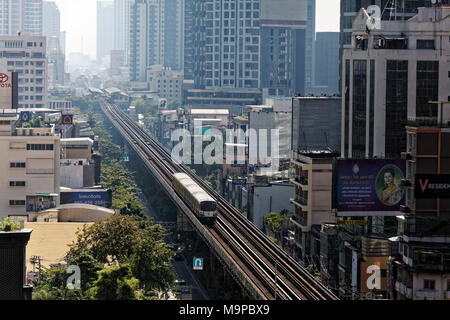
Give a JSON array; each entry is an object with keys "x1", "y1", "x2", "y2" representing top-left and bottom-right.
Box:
[{"x1": 173, "y1": 173, "x2": 218, "y2": 223}]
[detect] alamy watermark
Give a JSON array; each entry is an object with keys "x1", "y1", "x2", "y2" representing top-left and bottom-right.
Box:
[{"x1": 170, "y1": 128, "x2": 281, "y2": 169}]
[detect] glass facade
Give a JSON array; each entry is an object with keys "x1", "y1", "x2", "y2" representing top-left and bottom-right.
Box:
[
  {"x1": 352, "y1": 59, "x2": 367, "y2": 159},
  {"x1": 416, "y1": 60, "x2": 439, "y2": 120},
  {"x1": 369, "y1": 60, "x2": 375, "y2": 158},
  {"x1": 344, "y1": 59, "x2": 350, "y2": 158},
  {"x1": 385, "y1": 60, "x2": 408, "y2": 158}
]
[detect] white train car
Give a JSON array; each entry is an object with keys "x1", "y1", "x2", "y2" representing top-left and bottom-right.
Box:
[{"x1": 173, "y1": 173, "x2": 218, "y2": 222}]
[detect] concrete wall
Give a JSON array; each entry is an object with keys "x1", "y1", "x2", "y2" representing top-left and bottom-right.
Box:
[{"x1": 252, "y1": 184, "x2": 294, "y2": 229}]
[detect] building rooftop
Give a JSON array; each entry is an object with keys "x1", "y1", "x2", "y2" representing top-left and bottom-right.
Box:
[
  {"x1": 190, "y1": 109, "x2": 229, "y2": 115},
  {"x1": 61, "y1": 138, "x2": 94, "y2": 145}
]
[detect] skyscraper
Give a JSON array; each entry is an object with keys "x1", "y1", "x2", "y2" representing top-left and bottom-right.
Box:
[
  {"x1": 114, "y1": 0, "x2": 131, "y2": 64},
  {"x1": 184, "y1": 0, "x2": 313, "y2": 95},
  {"x1": 341, "y1": 4, "x2": 450, "y2": 159},
  {"x1": 97, "y1": 0, "x2": 114, "y2": 63},
  {"x1": 0, "y1": 0, "x2": 43, "y2": 36},
  {"x1": 129, "y1": 0, "x2": 184, "y2": 82},
  {"x1": 42, "y1": 1, "x2": 60, "y2": 38}
]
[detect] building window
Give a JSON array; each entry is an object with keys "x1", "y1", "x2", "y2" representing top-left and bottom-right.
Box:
[
  {"x1": 416, "y1": 61, "x2": 439, "y2": 120},
  {"x1": 385, "y1": 60, "x2": 408, "y2": 158},
  {"x1": 9, "y1": 181, "x2": 26, "y2": 187},
  {"x1": 27, "y1": 144, "x2": 54, "y2": 151},
  {"x1": 417, "y1": 40, "x2": 435, "y2": 50},
  {"x1": 9, "y1": 200, "x2": 25, "y2": 206},
  {"x1": 352, "y1": 60, "x2": 367, "y2": 159},
  {"x1": 424, "y1": 279, "x2": 435, "y2": 290},
  {"x1": 10, "y1": 162, "x2": 26, "y2": 168}
]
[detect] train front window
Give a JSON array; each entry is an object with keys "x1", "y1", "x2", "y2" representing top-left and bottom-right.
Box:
[{"x1": 201, "y1": 201, "x2": 216, "y2": 212}]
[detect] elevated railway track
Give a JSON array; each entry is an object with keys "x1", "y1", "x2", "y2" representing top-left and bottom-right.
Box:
[{"x1": 100, "y1": 100, "x2": 338, "y2": 301}]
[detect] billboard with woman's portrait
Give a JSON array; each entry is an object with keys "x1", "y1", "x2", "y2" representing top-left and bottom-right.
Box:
[{"x1": 337, "y1": 160, "x2": 406, "y2": 215}]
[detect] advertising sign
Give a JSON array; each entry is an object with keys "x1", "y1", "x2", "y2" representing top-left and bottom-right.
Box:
[
  {"x1": 337, "y1": 160, "x2": 406, "y2": 215},
  {"x1": 232, "y1": 179, "x2": 247, "y2": 185},
  {"x1": 73, "y1": 191, "x2": 110, "y2": 207},
  {"x1": 415, "y1": 174, "x2": 450, "y2": 199},
  {"x1": 0, "y1": 72, "x2": 18, "y2": 109},
  {"x1": 62, "y1": 114, "x2": 73, "y2": 125}
]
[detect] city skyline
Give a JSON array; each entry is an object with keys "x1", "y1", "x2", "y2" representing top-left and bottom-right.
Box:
[{"x1": 54, "y1": 0, "x2": 340, "y2": 61}]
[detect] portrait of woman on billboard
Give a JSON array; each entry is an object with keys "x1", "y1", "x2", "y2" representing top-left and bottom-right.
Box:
[{"x1": 376, "y1": 166, "x2": 404, "y2": 206}]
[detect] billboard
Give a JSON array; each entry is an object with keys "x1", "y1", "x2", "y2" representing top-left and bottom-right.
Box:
[
  {"x1": 0, "y1": 72, "x2": 18, "y2": 109},
  {"x1": 73, "y1": 191, "x2": 111, "y2": 207},
  {"x1": 260, "y1": 0, "x2": 307, "y2": 28},
  {"x1": 337, "y1": 160, "x2": 406, "y2": 215},
  {"x1": 415, "y1": 174, "x2": 450, "y2": 199}
]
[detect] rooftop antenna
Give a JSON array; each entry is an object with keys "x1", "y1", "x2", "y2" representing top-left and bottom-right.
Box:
[{"x1": 381, "y1": 0, "x2": 398, "y2": 21}]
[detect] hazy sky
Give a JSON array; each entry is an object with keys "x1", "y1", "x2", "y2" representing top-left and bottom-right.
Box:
[{"x1": 54, "y1": 0, "x2": 340, "y2": 60}]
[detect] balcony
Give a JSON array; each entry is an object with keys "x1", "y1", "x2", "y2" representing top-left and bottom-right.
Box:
[{"x1": 395, "y1": 281, "x2": 412, "y2": 299}]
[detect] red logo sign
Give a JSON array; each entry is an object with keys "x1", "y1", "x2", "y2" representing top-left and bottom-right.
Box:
[
  {"x1": 0, "y1": 73, "x2": 9, "y2": 83},
  {"x1": 419, "y1": 179, "x2": 429, "y2": 193}
]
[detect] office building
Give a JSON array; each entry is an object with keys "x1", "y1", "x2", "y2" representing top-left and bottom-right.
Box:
[
  {"x1": 0, "y1": 32, "x2": 48, "y2": 109},
  {"x1": 290, "y1": 151, "x2": 337, "y2": 265},
  {"x1": 260, "y1": 0, "x2": 310, "y2": 96},
  {"x1": 147, "y1": 65, "x2": 183, "y2": 105},
  {"x1": 341, "y1": 5, "x2": 450, "y2": 159},
  {"x1": 97, "y1": 0, "x2": 115, "y2": 64},
  {"x1": 313, "y1": 32, "x2": 340, "y2": 95},
  {"x1": 0, "y1": 111, "x2": 60, "y2": 220},
  {"x1": 114, "y1": 0, "x2": 130, "y2": 64},
  {"x1": 389, "y1": 125, "x2": 450, "y2": 300},
  {"x1": 129, "y1": 0, "x2": 184, "y2": 82},
  {"x1": 43, "y1": 1, "x2": 60, "y2": 38},
  {"x1": 0, "y1": 0, "x2": 43, "y2": 36}
]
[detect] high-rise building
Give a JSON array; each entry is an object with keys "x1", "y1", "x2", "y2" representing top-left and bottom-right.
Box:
[
  {"x1": 0, "y1": 32, "x2": 48, "y2": 109},
  {"x1": 42, "y1": 1, "x2": 59, "y2": 38},
  {"x1": 184, "y1": 0, "x2": 314, "y2": 96},
  {"x1": 259, "y1": 0, "x2": 309, "y2": 96},
  {"x1": 0, "y1": 0, "x2": 43, "y2": 36},
  {"x1": 129, "y1": 0, "x2": 183, "y2": 82},
  {"x1": 43, "y1": 2, "x2": 64, "y2": 88},
  {"x1": 114, "y1": 0, "x2": 131, "y2": 64},
  {"x1": 341, "y1": 4, "x2": 450, "y2": 159},
  {"x1": 97, "y1": 0, "x2": 114, "y2": 64},
  {"x1": 164, "y1": 0, "x2": 183, "y2": 71},
  {"x1": 313, "y1": 32, "x2": 340, "y2": 95},
  {"x1": 339, "y1": 0, "x2": 450, "y2": 94}
]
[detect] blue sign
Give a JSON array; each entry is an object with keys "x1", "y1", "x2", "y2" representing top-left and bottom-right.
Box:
[
  {"x1": 20, "y1": 111, "x2": 31, "y2": 122},
  {"x1": 73, "y1": 192, "x2": 110, "y2": 207},
  {"x1": 193, "y1": 257, "x2": 203, "y2": 270},
  {"x1": 232, "y1": 179, "x2": 247, "y2": 185}
]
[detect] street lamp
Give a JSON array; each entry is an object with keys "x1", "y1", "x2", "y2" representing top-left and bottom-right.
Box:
[{"x1": 428, "y1": 100, "x2": 450, "y2": 127}]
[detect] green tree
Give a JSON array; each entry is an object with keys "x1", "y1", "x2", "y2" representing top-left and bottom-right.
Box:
[
  {"x1": 91, "y1": 264, "x2": 140, "y2": 300},
  {"x1": 264, "y1": 212, "x2": 284, "y2": 234},
  {"x1": 68, "y1": 214, "x2": 141, "y2": 265},
  {"x1": 32, "y1": 264, "x2": 85, "y2": 300},
  {"x1": 130, "y1": 225, "x2": 175, "y2": 292},
  {"x1": 67, "y1": 214, "x2": 175, "y2": 295},
  {"x1": 66, "y1": 253, "x2": 103, "y2": 291}
]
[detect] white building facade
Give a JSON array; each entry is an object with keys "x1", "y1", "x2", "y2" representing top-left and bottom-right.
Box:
[
  {"x1": 0, "y1": 32, "x2": 47, "y2": 108},
  {"x1": 341, "y1": 5, "x2": 450, "y2": 159},
  {"x1": 0, "y1": 112, "x2": 60, "y2": 219}
]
